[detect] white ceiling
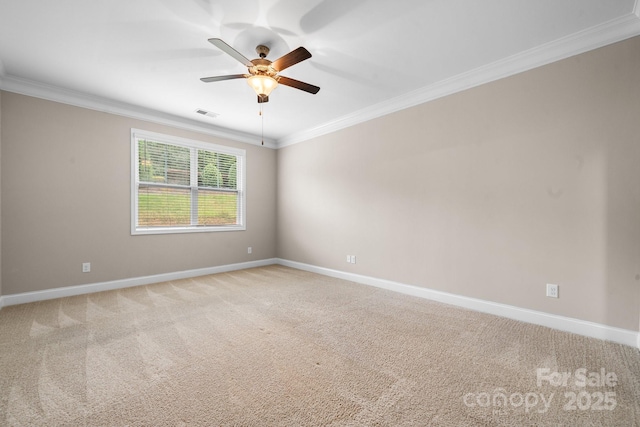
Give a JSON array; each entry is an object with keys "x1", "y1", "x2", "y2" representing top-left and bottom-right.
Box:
[{"x1": 1, "y1": 0, "x2": 639, "y2": 147}]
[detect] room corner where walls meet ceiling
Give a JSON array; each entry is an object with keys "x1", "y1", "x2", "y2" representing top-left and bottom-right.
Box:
[{"x1": 0, "y1": 1, "x2": 639, "y2": 148}]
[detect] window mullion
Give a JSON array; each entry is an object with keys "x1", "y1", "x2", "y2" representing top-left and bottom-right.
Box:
[
  {"x1": 190, "y1": 148, "x2": 198, "y2": 226},
  {"x1": 236, "y1": 159, "x2": 242, "y2": 222}
]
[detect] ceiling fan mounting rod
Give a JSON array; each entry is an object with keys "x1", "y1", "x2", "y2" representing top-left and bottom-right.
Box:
[{"x1": 255, "y1": 45, "x2": 270, "y2": 58}]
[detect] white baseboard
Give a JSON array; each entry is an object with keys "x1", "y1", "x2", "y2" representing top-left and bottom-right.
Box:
[
  {"x1": 0, "y1": 258, "x2": 278, "y2": 307},
  {"x1": 276, "y1": 259, "x2": 640, "y2": 350},
  {"x1": 1, "y1": 257, "x2": 637, "y2": 349}
]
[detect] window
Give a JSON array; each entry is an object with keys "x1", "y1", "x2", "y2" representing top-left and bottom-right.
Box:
[{"x1": 131, "y1": 129, "x2": 245, "y2": 235}]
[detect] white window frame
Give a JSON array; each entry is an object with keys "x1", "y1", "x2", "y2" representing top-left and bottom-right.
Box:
[{"x1": 131, "y1": 129, "x2": 246, "y2": 235}]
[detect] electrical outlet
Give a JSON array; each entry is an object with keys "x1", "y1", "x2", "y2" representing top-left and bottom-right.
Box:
[
  {"x1": 351, "y1": 255, "x2": 356, "y2": 264},
  {"x1": 82, "y1": 262, "x2": 91, "y2": 273},
  {"x1": 546, "y1": 283, "x2": 559, "y2": 298},
  {"x1": 346, "y1": 255, "x2": 351, "y2": 263},
  {"x1": 247, "y1": 247, "x2": 252, "y2": 254}
]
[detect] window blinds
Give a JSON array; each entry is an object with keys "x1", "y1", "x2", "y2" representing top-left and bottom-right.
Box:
[{"x1": 134, "y1": 134, "x2": 244, "y2": 233}]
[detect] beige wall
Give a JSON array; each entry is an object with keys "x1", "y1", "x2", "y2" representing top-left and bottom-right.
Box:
[
  {"x1": 1, "y1": 37, "x2": 638, "y2": 332},
  {"x1": 0, "y1": 89, "x2": 2, "y2": 298},
  {"x1": 277, "y1": 37, "x2": 640, "y2": 331},
  {"x1": 1, "y1": 92, "x2": 277, "y2": 295}
]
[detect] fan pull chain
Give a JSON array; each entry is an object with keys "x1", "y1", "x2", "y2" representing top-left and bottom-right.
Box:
[{"x1": 260, "y1": 104, "x2": 264, "y2": 145}]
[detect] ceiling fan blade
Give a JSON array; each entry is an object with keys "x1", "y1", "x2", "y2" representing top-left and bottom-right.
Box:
[
  {"x1": 278, "y1": 76, "x2": 320, "y2": 94},
  {"x1": 257, "y1": 95, "x2": 269, "y2": 103},
  {"x1": 200, "y1": 74, "x2": 247, "y2": 83},
  {"x1": 208, "y1": 38, "x2": 253, "y2": 68},
  {"x1": 271, "y1": 47, "x2": 312, "y2": 72}
]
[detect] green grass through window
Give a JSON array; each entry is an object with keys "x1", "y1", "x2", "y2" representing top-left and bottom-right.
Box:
[{"x1": 138, "y1": 192, "x2": 238, "y2": 227}]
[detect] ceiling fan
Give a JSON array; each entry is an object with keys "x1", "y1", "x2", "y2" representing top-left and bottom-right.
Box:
[{"x1": 200, "y1": 38, "x2": 320, "y2": 103}]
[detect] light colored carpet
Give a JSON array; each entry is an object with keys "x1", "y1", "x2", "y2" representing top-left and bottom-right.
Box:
[{"x1": 0, "y1": 265, "x2": 638, "y2": 426}]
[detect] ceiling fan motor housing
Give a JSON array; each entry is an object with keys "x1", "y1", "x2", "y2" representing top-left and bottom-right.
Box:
[{"x1": 250, "y1": 58, "x2": 277, "y2": 77}]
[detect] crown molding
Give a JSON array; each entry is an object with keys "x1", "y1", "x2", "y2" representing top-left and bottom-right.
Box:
[
  {"x1": 2, "y1": 10, "x2": 639, "y2": 151},
  {"x1": 0, "y1": 74, "x2": 278, "y2": 149},
  {"x1": 277, "y1": 11, "x2": 640, "y2": 148}
]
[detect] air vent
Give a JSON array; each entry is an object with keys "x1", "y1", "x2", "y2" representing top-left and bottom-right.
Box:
[{"x1": 195, "y1": 109, "x2": 219, "y2": 119}]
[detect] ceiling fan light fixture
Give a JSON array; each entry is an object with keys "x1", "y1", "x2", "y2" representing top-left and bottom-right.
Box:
[
  {"x1": 202, "y1": 39, "x2": 318, "y2": 103},
  {"x1": 247, "y1": 75, "x2": 278, "y2": 97}
]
